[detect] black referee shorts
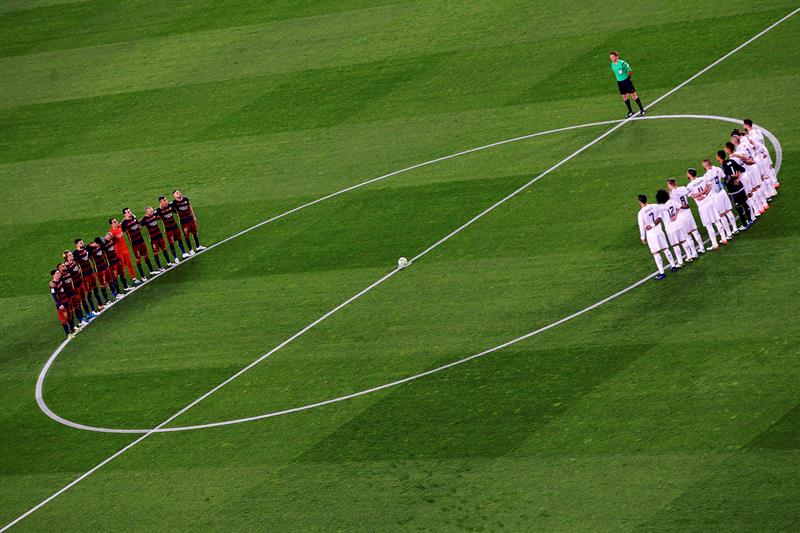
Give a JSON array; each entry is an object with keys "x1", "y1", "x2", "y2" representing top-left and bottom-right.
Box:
[{"x1": 617, "y1": 76, "x2": 636, "y2": 95}]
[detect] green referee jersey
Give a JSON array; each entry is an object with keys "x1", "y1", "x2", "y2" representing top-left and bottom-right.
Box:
[{"x1": 611, "y1": 59, "x2": 631, "y2": 81}]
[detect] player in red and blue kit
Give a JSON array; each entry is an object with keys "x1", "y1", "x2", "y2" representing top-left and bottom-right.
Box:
[
  {"x1": 158, "y1": 196, "x2": 185, "y2": 261},
  {"x1": 88, "y1": 238, "x2": 117, "y2": 301},
  {"x1": 57, "y1": 262, "x2": 86, "y2": 327},
  {"x1": 121, "y1": 208, "x2": 158, "y2": 279},
  {"x1": 74, "y1": 238, "x2": 104, "y2": 310},
  {"x1": 63, "y1": 250, "x2": 97, "y2": 318},
  {"x1": 141, "y1": 206, "x2": 170, "y2": 270},
  {"x1": 98, "y1": 235, "x2": 129, "y2": 293},
  {"x1": 50, "y1": 269, "x2": 76, "y2": 337},
  {"x1": 170, "y1": 190, "x2": 205, "y2": 255}
]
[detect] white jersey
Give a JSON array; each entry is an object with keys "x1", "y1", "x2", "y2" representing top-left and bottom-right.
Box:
[
  {"x1": 738, "y1": 138, "x2": 758, "y2": 160},
  {"x1": 661, "y1": 199, "x2": 683, "y2": 233},
  {"x1": 669, "y1": 186, "x2": 691, "y2": 210},
  {"x1": 748, "y1": 126, "x2": 765, "y2": 147},
  {"x1": 748, "y1": 135, "x2": 769, "y2": 159},
  {"x1": 638, "y1": 204, "x2": 668, "y2": 253},
  {"x1": 747, "y1": 131, "x2": 776, "y2": 190},
  {"x1": 735, "y1": 142, "x2": 763, "y2": 189},
  {"x1": 730, "y1": 154, "x2": 754, "y2": 192},
  {"x1": 661, "y1": 200, "x2": 688, "y2": 245},
  {"x1": 730, "y1": 154, "x2": 745, "y2": 166},
  {"x1": 738, "y1": 140, "x2": 762, "y2": 172},
  {"x1": 705, "y1": 167, "x2": 732, "y2": 214},
  {"x1": 688, "y1": 177, "x2": 721, "y2": 226},
  {"x1": 638, "y1": 204, "x2": 666, "y2": 240},
  {"x1": 747, "y1": 131, "x2": 773, "y2": 167},
  {"x1": 748, "y1": 127, "x2": 774, "y2": 165},
  {"x1": 703, "y1": 166, "x2": 726, "y2": 194},
  {"x1": 687, "y1": 177, "x2": 712, "y2": 206},
  {"x1": 670, "y1": 185, "x2": 698, "y2": 233}
]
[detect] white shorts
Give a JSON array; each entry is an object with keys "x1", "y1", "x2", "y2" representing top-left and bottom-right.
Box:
[
  {"x1": 697, "y1": 201, "x2": 719, "y2": 227},
  {"x1": 740, "y1": 171, "x2": 755, "y2": 193},
  {"x1": 665, "y1": 224, "x2": 688, "y2": 246},
  {"x1": 712, "y1": 190, "x2": 732, "y2": 214},
  {"x1": 678, "y1": 210, "x2": 698, "y2": 234},
  {"x1": 758, "y1": 148, "x2": 773, "y2": 166},
  {"x1": 756, "y1": 157, "x2": 771, "y2": 178},
  {"x1": 745, "y1": 166, "x2": 761, "y2": 188},
  {"x1": 645, "y1": 230, "x2": 668, "y2": 253}
]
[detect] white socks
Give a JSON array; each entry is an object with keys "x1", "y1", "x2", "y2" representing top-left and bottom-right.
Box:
[
  {"x1": 683, "y1": 239, "x2": 696, "y2": 259},
  {"x1": 717, "y1": 216, "x2": 732, "y2": 238},
  {"x1": 726, "y1": 212, "x2": 737, "y2": 231},
  {"x1": 763, "y1": 177, "x2": 777, "y2": 198},
  {"x1": 706, "y1": 224, "x2": 719, "y2": 248},
  {"x1": 663, "y1": 249, "x2": 676, "y2": 268},
  {"x1": 692, "y1": 231, "x2": 705, "y2": 252},
  {"x1": 654, "y1": 254, "x2": 665, "y2": 274},
  {"x1": 652, "y1": 250, "x2": 678, "y2": 274},
  {"x1": 755, "y1": 188, "x2": 767, "y2": 211},
  {"x1": 714, "y1": 220, "x2": 731, "y2": 241},
  {"x1": 672, "y1": 245, "x2": 684, "y2": 266},
  {"x1": 748, "y1": 197, "x2": 760, "y2": 217}
]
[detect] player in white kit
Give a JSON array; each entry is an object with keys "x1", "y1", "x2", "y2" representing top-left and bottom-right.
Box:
[
  {"x1": 741, "y1": 122, "x2": 777, "y2": 198},
  {"x1": 735, "y1": 131, "x2": 773, "y2": 202},
  {"x1": 701, "y1": 159, "x2": 738, "y2": 236},
  {"x1": 729, "y1": 136, "x2": 768, "y2": 216},
  {"x1": 725, "y1": 141, "x2": 760, "y2": 218},
  {"x1": 655, "y1": 189, "x2": 696, "y2": 265},
  {"x1": 743, "y1": 118, "x2": 779, "y2": 191},
  {"x1": 686, "y1": 168, "x2": 730, "y2": 249},
  {"x1": 637, "y1": 194, "x2": 678, "y2": 280},
  {"x1": 667, "y1": 178, "x2": 705, "y2": 254}
]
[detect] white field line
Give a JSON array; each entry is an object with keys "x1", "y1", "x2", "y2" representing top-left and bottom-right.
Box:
[
  {"x1": 35, "y1": 113, "x2": 785, "y2": 436},
  {"x1": 7, "y1": 7, "x2": 797, "y2": 529}
]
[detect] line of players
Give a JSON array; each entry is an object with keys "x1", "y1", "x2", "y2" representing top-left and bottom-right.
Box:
[
  {"x1": 638, "y1": 119, "x2": 779, "y2": 280},
  {"x1": 49, "y1": 190, "x2": 206, "y2": 337}
]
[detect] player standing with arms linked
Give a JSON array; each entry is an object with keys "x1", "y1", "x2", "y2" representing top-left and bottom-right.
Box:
[
  {"x1": 141, "y1": 206, "x2": 170, "y2": 270},
  {"x1": 667, "y1": 178, "x2": 705, "y2": 254},
  {"x1": 158, "y1": 196, "x2": 185, "y2": 262},
  {"x1": 49, "y1": 269, "x2": 76, "y2": 338},
  {"x1": 101, "y1": 233, "x2": 130, "y2": 292},
  {"x1": 637, "y1": 194, "x2": 677, "y2": 280},
  {"x1": 63, "y1": 250, "x2": 97, "y2": 318},
  {"x1": 170, "y1": 190, "x2": 205, "y2": 255},
  {"x1": 686, "y1": 167, "x2": 730, "y2": 249},
  {"x1": 121, "y1": 208, "x2": 159, "y2": 280},
  {"x1": 609, "y1": 51, "x2": 645, "y2": 118},
  {"x1": 56, "y1": 262, "x2": 86, "y2": 328},
  {"x1": 74, "y1": 238, "x2": 105, "y2": 310},
  {"x1": 655, "y1": 188, "x2": 695, "y2": 265}
]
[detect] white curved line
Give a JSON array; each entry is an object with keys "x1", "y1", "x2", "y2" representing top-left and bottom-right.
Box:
[{"x1": 36, "y1": 114, "x2": 783, "y2": 434}]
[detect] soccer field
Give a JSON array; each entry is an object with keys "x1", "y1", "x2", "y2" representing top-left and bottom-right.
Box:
[{"x1": 1, "y1": 0, "x2": 799, "y2": 530}]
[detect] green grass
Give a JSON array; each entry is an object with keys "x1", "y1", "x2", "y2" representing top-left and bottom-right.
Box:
[{"x1": 1, "y1": 0, "x2": 799, "y2": 530}]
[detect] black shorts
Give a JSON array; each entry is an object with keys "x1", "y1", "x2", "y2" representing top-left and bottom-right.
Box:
[
  {"x1": 731, "y1": 190, "x2": 748, "y2": 204},
  {"x1": 617, "y1": 76, "x2": 636, "y2": 95}
]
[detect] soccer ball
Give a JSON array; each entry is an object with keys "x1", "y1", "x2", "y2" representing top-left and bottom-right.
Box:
[{"x1": 397, "y1": 257, "x2": 408, "y2": 269}]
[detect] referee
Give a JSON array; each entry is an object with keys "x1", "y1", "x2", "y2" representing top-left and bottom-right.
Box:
[{"x1": 609, "y1": 51, "x2": 645, "y2": 118}]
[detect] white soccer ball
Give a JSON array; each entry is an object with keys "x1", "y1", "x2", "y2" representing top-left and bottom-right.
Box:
[{"x1": 397, "y1": 257, "x2": 408, "y2": 269}]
